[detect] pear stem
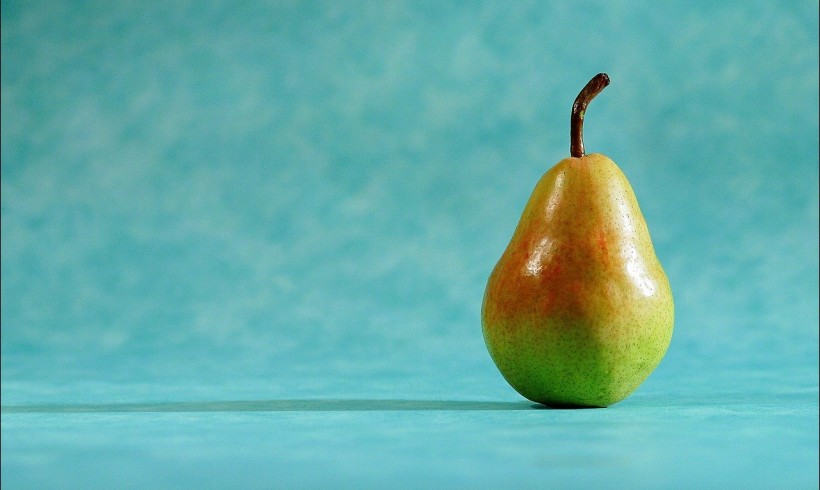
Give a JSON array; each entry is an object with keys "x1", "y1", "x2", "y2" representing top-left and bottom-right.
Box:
[{"x1": 570, "y1": 73, "x2": 610, "y2": 158}]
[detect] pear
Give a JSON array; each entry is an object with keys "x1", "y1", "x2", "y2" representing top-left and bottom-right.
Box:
[{"x1": 481, "y1": 74, "x2": 673, "y2": 408}]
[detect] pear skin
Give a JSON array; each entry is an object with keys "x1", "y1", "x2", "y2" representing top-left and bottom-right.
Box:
[{"x1": 481, "y1": 75, "x2": 673, "y2": 408}]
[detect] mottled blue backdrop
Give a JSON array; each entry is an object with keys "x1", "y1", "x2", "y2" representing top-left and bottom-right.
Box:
[{"x1": 2, "y1": 1, "x2": 818, "y2": 488}]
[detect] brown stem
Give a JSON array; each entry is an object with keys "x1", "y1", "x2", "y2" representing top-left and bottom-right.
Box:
[{"x1": 570, "y1": 73, "x2": 610, "y2": 157}]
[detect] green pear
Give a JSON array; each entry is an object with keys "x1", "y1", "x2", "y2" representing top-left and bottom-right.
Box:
[{"x1": 481, "y1": 74, "x2": 673, "y2": 408}]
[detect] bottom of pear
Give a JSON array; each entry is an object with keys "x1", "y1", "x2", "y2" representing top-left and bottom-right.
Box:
[{"x1": 533, "y1": 400, "x2": 609, "y2": 409}]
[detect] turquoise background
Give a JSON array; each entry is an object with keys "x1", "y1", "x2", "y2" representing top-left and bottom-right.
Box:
[{"x1": 2, "y1": 1, "x2": 818, "y2": 488}]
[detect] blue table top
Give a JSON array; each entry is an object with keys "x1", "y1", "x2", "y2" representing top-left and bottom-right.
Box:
[
  {"x1": 2, "y1": 390, "x2": 817, "y2": 489},
  {"x1": 2, "y1": 1, "x2": 818, "y2": 488}
]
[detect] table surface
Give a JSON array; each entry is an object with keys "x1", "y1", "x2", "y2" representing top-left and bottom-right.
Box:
[
  {"x1": 3, "y1": 356, "x2": 818, "y2": 489},
  {"x1": 2, "y1": 382, "x2": 819, "y2": 489},
  {"x1": 2, "y1": 1, "x2": 818, "y2": 488}
]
